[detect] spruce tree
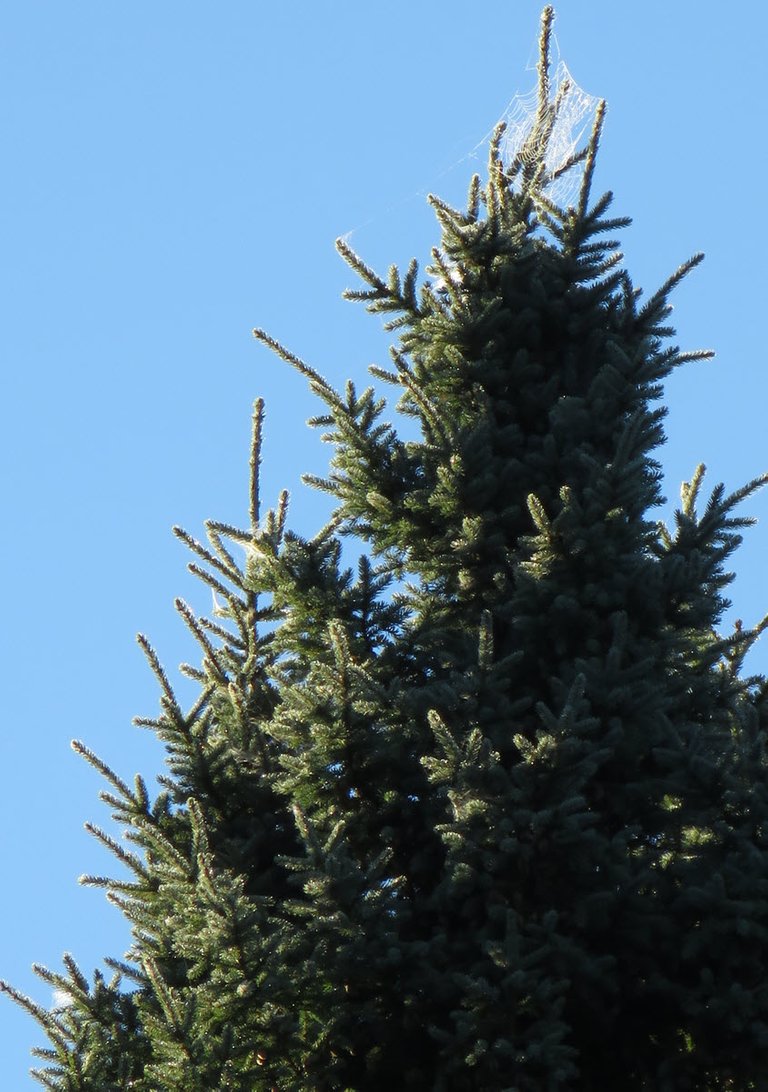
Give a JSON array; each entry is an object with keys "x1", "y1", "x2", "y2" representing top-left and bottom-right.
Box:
[{"x1": 5, "y1": 7, "x2": 768, "y2": 1089}]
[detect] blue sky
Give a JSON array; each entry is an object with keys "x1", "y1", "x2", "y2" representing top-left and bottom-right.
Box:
[{"x1": 2, "y1": 1, "x2": 766, "y2": 1083}]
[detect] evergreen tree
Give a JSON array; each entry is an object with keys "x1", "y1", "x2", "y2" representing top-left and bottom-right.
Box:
[{"x1": 5, "y1": 8, "x2": 768, "y2": 1089}]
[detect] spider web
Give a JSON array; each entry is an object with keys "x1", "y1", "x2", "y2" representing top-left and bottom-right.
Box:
[{"x1": 497, "y1": 59, "x2": 600, "y2": 208}]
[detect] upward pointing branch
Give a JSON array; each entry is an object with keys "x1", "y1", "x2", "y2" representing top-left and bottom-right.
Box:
[
  {"x1": 537, "y1": 7, "x2": 556, "y2": 123},
  {"x1": 250, "y1": 398, "x2": 265, "y2": 536},
  {"x1": 252, "y1": 327, "x2": 336, "y2": 400}
]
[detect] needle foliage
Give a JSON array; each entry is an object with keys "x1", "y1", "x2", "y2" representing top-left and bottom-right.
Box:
[{"x1": 5, "y1": 8, "x2": 768, "y2": 1089}]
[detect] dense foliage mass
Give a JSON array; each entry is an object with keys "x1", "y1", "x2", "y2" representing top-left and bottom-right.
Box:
[{"x1": 5, "y1": 9, "x2": 768, "y2": 1089}]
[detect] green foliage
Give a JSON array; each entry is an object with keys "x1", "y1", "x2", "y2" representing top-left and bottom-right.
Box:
[{"x1": 5, "y1": 7, "x2": 768, "y2": 1089}]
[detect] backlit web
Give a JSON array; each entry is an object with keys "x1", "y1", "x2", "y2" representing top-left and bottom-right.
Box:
[{"x1": 497, "y1": 59, "x2": 600, "y2": 207}]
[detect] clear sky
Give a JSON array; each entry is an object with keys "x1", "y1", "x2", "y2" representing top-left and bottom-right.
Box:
[{"x1": 2, "y1": 1, "x2": 766, "y2": 1083}]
